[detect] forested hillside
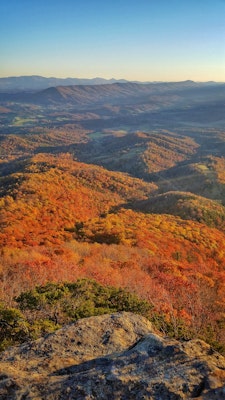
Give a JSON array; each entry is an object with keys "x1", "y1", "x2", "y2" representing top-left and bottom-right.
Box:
[{"x1": 0, "y1": 81, "x2": 225, "y2": 353}]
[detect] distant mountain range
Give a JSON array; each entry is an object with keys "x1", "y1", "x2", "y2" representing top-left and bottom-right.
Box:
[
  {"x1": 0, "y1": 79, "x2": 223, "y2": 107},
  {"x1": 0, "y1": 75, "x2": 222, "y2": 93},
  {"x1": 0, "y1": 75, "x2": 128, "y2": 92}
]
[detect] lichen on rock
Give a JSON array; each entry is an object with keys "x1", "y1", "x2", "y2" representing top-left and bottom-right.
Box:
[{"x1": 0, "y1": 312, "x2": 224, "y2": 399}]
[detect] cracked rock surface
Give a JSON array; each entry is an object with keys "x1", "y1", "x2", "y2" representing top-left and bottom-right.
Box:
[{"x1": 0, "y1": 312, "x2": 224, "y2": 399}]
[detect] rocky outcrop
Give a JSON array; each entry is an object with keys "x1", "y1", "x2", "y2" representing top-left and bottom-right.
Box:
[{"x1": 0, "y1": 312, "x2": 224, "y2": 399}]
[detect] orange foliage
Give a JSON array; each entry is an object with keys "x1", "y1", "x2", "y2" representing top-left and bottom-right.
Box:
[{"x1": 0, "y1": 153, "x2": 225, "y2": 348}]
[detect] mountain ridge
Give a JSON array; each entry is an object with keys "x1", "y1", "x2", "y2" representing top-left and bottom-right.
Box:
[
  {"x1": 0, "y1": 80, "x2": 223, "y2": 107},
  {"x1": 0, "y1": 75, "x2": 128, "y2": 92},
  {"x1": 0, "y1": 75, "x2": 223, "y2": 93}
]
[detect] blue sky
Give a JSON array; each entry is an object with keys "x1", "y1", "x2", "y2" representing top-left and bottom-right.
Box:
[{"x1": 1, "y1": 0, "x2": 225, "y2": 81}]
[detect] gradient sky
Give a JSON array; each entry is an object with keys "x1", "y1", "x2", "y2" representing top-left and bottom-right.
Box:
[{"x1": 1, "y1": 0, "x2": 225, "y2": 81}]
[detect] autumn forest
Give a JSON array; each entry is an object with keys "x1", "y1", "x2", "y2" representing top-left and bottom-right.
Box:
[{"x1": 0, "y1": 79, "x2": 225, "y2": 352}]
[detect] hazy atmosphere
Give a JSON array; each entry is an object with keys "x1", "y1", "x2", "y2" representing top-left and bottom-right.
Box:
[{"x1": 1, "y1": 0, "x2": 224, "y2": 81}]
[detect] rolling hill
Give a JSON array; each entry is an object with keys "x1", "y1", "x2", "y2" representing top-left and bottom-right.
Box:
[{"x1": 132, "y1": 191, "x2": 225, "y2": 230}]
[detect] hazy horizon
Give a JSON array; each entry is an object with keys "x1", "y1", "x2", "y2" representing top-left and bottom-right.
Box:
[
  {"x1": 0, "y1": 75, "x2": 224, "y2": 84},
  {"x1": 1, "y1": 0, "x2": 225, "y2": 82}
]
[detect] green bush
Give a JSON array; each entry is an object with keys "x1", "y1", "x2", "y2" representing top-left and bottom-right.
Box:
[
  {"x1": 16, "y1": 278, "x2": 151, "y2": 324},
  {"x1": 0, "y1": 303, "x2": 30, "y2": 351}
]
